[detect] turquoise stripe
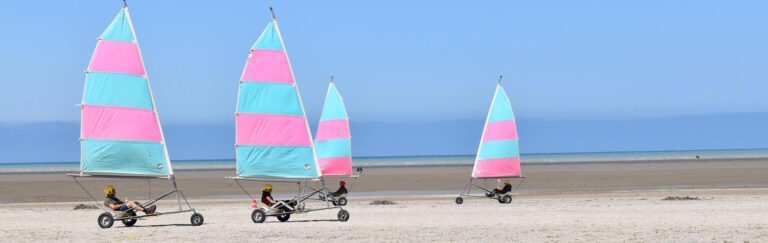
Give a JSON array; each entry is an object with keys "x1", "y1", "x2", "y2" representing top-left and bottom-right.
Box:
[
  {"x1": 478, "y1": 139, "x2": 519, "y2": 159},
  {"x1": 237, "y1": 82, "x2": 303, "y2": 115},
  {"x1": 252, "y1": 22, "x2": 284, "y2": 51},
  {"x1": 84, "y1": 72, "x2": 153, "y2": 109},
  {"x1": 81, "y1": 139, "x2": 169, "y2": 176},
  {"x1": 100, "y1": 8, "x2": 134, "y2": 42},
  {"x1": 315, "y1": 138, "x2": 351, "y2": 158},
  {"x1": 488, "y1": 86, "x2": 515, "y2": 122},
  {"x1": 237, "y1": 145, "x2": 318, "y2": 178},
  {"x1": 319, "y1": 83, "x2": 348, "y2": 121}
]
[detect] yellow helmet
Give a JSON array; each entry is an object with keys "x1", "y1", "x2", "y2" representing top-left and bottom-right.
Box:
[
  {"x1": 504, "y1": 178, "x2": 511, "y2": 184},
  {"x1": 104, "y1": 185, "x2": 115, "y2": 196},
  {"x1": 263, "y1": 184, "x2": 273, "y2": 191}
]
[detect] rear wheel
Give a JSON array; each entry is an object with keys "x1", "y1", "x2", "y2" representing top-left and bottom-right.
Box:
[
  {"x1": 337, "y1": 209, "x2": 350, "y2": 222},
  {"x1": 276, "y1": 214, "x2": 290, "y2": 222},
  {"x1": 502, "y1": 195, "x2": 512, "y2": 204},
  {"x1": 190, "y1": 213, "x2": 204, "y2": 226},
  {"x1": 337, "y1": 197, "x2": 348, "y2": 206},
  {"x1": 455, "y1": 197, "x2": 463, "y2": 205},
  {"x1": 98, "y1": 213, "x2": 114, "y2": 229},
  {"x1": 121, "y1": 211, "x2": 137, "y2": 227},
  {"x1": 251, "y1": 209, "x2": 266, "y2": 223}
]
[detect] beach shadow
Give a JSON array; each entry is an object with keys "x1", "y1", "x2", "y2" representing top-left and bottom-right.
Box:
[
  {"x1": 118, "y1": 224, "x2": 195, "y2": 228},
  {"x1": 263, "y1": 219, "x2": 339, "y2": 223}
]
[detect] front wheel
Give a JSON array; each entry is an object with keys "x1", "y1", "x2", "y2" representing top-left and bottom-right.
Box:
[
  {"x1": 337, "y1": 209, "x2": 350, "y2": 222},
  {"x1": 276, "y1": 214, "x2": 290, "y2": 222},
  {"x1": 190, "y1": 213, "x2": 204, "y2": 226},
  {"x1": 121, "y1": 211, "x2": 137, "y2": 227},
  {"x1": 337, "y1": 197, "x2": 348, "y2": 206},
  {"x1": 251, "y1": 209, "x2": 266, "y2": 223},
  {"x1": 98, "y1": 212, "x2": 114, "y2": 229},
  {"x1": 501, "y1": 195, "x2": 512, "y2": 204},
  {"x1": 455, "y1": 197, "x2": 463, "y2": 205}
]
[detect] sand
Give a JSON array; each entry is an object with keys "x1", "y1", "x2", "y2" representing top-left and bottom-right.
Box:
[
  {"x1": 1, "y1": 159, "x2": 768, "y2": 241},
  {"x1": 1, "y1": 189, "x2": 767, "y2": 242}
]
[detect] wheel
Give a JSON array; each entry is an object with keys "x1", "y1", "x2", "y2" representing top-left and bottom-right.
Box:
[
  {"x1": 121, "y1": 211, "x2": 137, "y2": 227},
  {"x1": 276, "y1": 214, "x2": 290, "y2": 222},
  {"x1": 455, "y1": 197, "x2": 463, "y2": 205},
  {"x1": 251, "y1": 209, "x2": 266, "y2": 223},
  {"x1": 297, "y1": 202, "x2": 305, "y2": 211},
  {"x1": 337, "y1": 197, "x2": 348, "y2": 206},
  {"x1": 98, "y1": 212, "x2": 114, "y2": 229},
  {"x1": 190, "y1": 213, "x2": 204, "y2": 226},
  {"x1": 337, "y1": 209, "x2": 350, "y2": 222},
  {"x1": 502, "y1": 195, "x2": 512, "y2": 204}
]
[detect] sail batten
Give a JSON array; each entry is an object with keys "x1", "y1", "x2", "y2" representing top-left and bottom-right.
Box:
[
  {"x1": 315, "y1": 82, "x2": 353, "y2": 176},
  {"x1": 235, "y1": 16, "x2": 320, "y2": 178},
  {"x1": 471, "y1": 84, "x2": 521, "y2": 178},
  {"x1": 80, "y1": 7, "x2": 171, "y2": 177}
]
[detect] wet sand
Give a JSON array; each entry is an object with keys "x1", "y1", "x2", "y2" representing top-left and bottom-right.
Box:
[{"x1": 1, "y1": 158, "x2": 768, "y2": 203}]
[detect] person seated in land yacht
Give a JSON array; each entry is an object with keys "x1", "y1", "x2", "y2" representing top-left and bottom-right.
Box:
[
  {"x1": 260, "y1": 184, "x2": 296, "y2": 211},
  {"x1": 103, "y1": 185, "x2": 156, "y2": 215},
  {"x1": 486, "y1": 178, "x2": 512, "y2": 198}
]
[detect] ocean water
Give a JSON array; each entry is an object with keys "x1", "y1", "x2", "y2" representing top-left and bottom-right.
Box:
[{"x1": 1, "y1": 149, "x2": 767, "y2": 174}]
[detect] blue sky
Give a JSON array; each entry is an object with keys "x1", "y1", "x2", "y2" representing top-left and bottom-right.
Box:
[{"x1": 0, "y1": 1, "x2": 767, "y2": 162}]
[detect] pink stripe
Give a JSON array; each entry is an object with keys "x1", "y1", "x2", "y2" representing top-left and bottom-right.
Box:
[
  {"x1": 472, "y1": 157, "x2": 521, "y2": 178},
  {"x1": 88, "y1": 40, "x2": 145, "y2": 75},
  {"x1": 482, "y1": 120, "x2": 518, "y2": 142},
  {"x1": 315, "y1": 119, "x2": 351, "y2": 141},
  {"x1": 236, "y1": 113, "x2": 310, "y2": 145},
  {"x1": 319, "y1": 157, "x2": 353, "y2": 175},
  {"x1": 81, "y1": 105, "x2": 161, "y2": 141},
  {"x1": 241, "y1": 49, "x2": 293, "y2": 83}
]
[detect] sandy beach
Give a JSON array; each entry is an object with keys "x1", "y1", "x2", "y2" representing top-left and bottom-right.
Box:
[{"x1": 2, "y1": 158, "x2": 768, "y2": 241}]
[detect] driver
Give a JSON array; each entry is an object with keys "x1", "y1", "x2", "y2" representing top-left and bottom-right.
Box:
[
  {"x1": 486, "y1": 178, "x2": 512, "y2": 198},
  {"x1": 104, "y1": 185, "x2": 156, "y2": 215}
]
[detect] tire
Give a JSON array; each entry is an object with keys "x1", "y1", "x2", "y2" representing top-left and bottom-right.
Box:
[
  {"x1": 251, "y1": 209, "x2": 266, "y2": 223},
  {"x1": 190, "y1": 213, "x2": 204, "y2": 226},
  {"x1": 337, "y1": 197, "x2": 348, "y2": 206},
  {"x1": 98, "y1": 212, "x2": 114, "y2": 229},
  {"x1": 121, "y1": 211, "x2": 137, "y2": 227},
  {"x1": 502, "y1": 195, "x2": 512, "y2": 204},
  {"x1": 337, "y1": 209, "x2": 350, "y2": 222},
  {"x1": 276, "y1": 214, "x2": 290, "y2": 222},
  {"x1": 455, "y1": 197, "x2": 463, "y2": 205}
]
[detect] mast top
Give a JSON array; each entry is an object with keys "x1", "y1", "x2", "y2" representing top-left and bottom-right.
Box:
[
  {"x1": 330, "y1": 75, "x2": 335, "y2": 83},
  {"x1": 269, "y1": 6, "x2": 276, "y2": 20},
  {"x1": 122, "y1": 0, "x2": 127, "y2": 8},
  {"x1": 498, "y1": 75, "x2": 503, "y2": 84}
]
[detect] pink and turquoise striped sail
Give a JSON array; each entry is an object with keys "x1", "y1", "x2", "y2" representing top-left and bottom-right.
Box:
[
  {"x1": 235, "y1": 17, "x2": 320, "y2": 178},
  {"x1": 471, "y1": 83, "x2": 521, "y2": 178},
  {"x1": 315, "y1": 82, "x2": 352, "y2": 176},
  {"x1": 80, "y1": 7, "x2": 171, "y2": 177}
]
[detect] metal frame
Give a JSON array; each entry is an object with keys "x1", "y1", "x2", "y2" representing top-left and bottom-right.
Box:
[
  {"x1": 68, "y1": 174, "x2": 197, "y2": 223},
  {"x1": 229, "y1": 176, "x2": 344, "y2": 218},
  {"x1": 457, "y1": 176, "x2": 526, "y2": 203}
]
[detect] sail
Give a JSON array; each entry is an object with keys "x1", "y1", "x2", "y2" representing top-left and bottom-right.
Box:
[
  {"x1": 471, "y1": 84, "x2": 521, "y2": 178},
  {"x1": 235, "y1": 17, "x2": 320, "y2": 178},
  {"x1": 315, "y1": 82, "x2": 352, "y2": 175},
  {"x1": 80, "y1": 7, "x2": 172, "y2": 177}
]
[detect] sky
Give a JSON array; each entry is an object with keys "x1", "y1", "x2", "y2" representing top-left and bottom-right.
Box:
[{"x1": 0, "y1": 1, "x2": 766, "y2": 162}]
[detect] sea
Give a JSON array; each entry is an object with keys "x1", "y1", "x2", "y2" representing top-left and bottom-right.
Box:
[{"x1": 1, "y1": 149, "x2": 767, "y2": 174}]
